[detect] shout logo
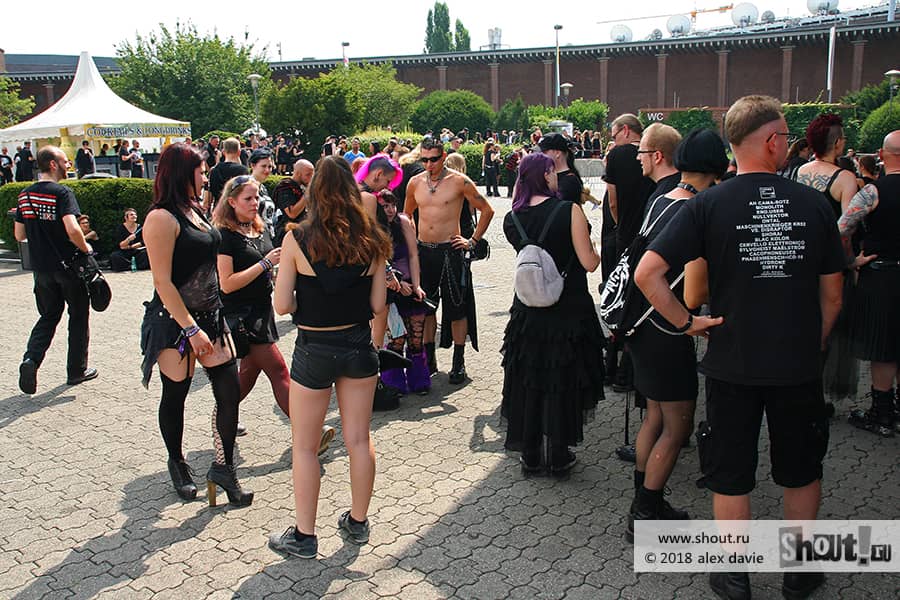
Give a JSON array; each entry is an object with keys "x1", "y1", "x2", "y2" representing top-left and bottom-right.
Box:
[{"x1": 779, "y1": 526, "x2": 893, "y2": 568}]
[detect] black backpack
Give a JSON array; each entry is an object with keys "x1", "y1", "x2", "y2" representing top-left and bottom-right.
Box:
[{"x1": 599, "y1": 195, "x2": 685, "y2": 336}]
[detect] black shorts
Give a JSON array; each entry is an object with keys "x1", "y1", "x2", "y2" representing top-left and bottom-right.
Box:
[
  {"x1": 289, "y1": 323, "x2": 379, "y2": 389},
  {"x1": 697, "y1": 377, "x2": 829, "y2": 496},
  {"x1": 418, "y1": 241, "x2": 468, "y2": 322}
]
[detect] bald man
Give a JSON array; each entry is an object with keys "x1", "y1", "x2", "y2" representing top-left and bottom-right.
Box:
[{"x1": 273, "y1": 159, "x2": 314, "y2": 246}]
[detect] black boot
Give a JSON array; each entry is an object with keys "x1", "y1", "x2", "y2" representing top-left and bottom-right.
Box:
[
  {"x1": 424, "y1": 342, "x2": 437, "y2": 376},
  {"x1": 782, "y1": 572, "x2": 824, "y2": 600},
  {"x1": 633, "y1": 470, "x2": 645, "y2": 491},
  {"x1": 167, "y1": 458, "x2": 197, "y2": 501},
  {"x1": 625, "y1": 485, "x2": 662, "y2": 543},
  {"x1": 709, "y1": 572, "x2": 751, "y2": 600},
  {"x1": 207, "y1": 462, "x2": 253, "y2": 507},
  {"x1": 448, "y1": 344, "x2": 466, "y2": 384},
  {"x1": 848, "y1": 388, "x2": 895, "y2": 437}
]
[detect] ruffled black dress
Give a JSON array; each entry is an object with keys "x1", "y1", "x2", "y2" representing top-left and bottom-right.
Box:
[{"x1": 501, "y1": 198, "x2": 605, "y2": 452}]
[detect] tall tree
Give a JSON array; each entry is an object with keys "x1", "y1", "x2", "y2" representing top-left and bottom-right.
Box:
[
  {"x1": 330, "y1": 63, "x2": 422, "y2": 131},
  {"x1": 453, "y1": 19, "x2": 471, "y2": 52},
  {"x1": 425, "y1": 2, "x2": 453, "y2": 53},
  {"x1": 109, "y1": 23, "x2": 271, "y2": 136},
  {"x1": 0, "y1": 77, "x2": 36, "y2": 128}
]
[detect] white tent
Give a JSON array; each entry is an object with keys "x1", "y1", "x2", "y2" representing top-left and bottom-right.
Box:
[{"x1": 0, "y1": 51, "x2": 190, "y2": 143}]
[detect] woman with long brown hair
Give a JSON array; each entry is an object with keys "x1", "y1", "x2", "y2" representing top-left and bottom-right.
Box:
[
  {"x1": 268, "y1": 156, "x2": 390, "y2": 559},
  {"x1": 140, "y1": 143, "x2": 252, "y2": 507}
]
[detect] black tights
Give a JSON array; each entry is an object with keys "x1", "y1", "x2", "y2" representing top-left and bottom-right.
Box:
[
  {"x1": 635, "y1": 399, "x2": 695, "y2": 491},
  {"x1": 206, "y1": 360, "x2": 240, "y2": 466},
  {"x1": 386, "y1": 313, "x2": 425, "y2": 354},
  {"x1": 159, "y1": 372, "x2": 192, "y2": 462}
]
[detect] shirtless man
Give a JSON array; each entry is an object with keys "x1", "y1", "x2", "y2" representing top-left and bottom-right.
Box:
[{"x1": 405, "y1": 138, "x2": 494, "y2": 383}]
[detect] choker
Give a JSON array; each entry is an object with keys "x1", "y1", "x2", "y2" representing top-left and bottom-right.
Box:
[
  {"x1": 238, "y1": 221, "x2": 252, "y2": 228},
  {"x1": 676, "y1": 182, "x2": 699, "y2": 195}
]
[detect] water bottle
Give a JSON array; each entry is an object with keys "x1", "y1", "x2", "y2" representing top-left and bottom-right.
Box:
[{"x1": 130, "y1": 256, "x2": 137, "y2": 272}]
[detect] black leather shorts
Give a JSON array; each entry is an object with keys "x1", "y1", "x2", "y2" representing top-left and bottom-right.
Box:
[{"x1": 289, "y1": 323, "x2": 378, "y2": 389}]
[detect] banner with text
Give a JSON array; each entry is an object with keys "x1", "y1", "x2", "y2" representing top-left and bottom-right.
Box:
[{"x1": 634, "y1": 520, "x2": 898, "y2": 572}]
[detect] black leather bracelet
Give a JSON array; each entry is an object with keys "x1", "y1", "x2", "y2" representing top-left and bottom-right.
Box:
[{"x1": 672, "y1": 313, "x2": 693, "y2": 334}]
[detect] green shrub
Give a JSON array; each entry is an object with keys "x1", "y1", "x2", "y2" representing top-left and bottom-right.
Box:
[
  {"x1": 0, "y1": 178, "x2": 155, "y2": 255},
  {"x1": 858, "y1": 101, "x2": 900, "y2": 152},
  {"x1": 454, "y1": 143, "x2": 515, "y2": 185},
  {"x1": 411, "y1": 90, "x2": 494, "y2": 137},
  {"x1": 354, "y1": 128, "x2": 425, "y2": 152},
  {"x1": 782, "y1": 103, "x2": 860, "y2": 151},
  {"x1": 565, "y1": 99, "x2": 609, "y2": 132},
  {"x1": 200, "y1": 130, "x2": 244, "y2": 142},
  {"x1": 495, "y1": 96, "x2": 530, "y2": 134},
  {"x1": 840, "y1": 81, "x2": 891, "y2": 123}
]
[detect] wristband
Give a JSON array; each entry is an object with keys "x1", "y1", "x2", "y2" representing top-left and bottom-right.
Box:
[
  {"x1": 259, "y1": 258, "x2": 273, "y2": 272},
  {"x1": 672, "y1": 314, "x2": 693, "y2": 334},
  {"x1": 182, "y1": 325, "x2": 201, "y2": 338}
]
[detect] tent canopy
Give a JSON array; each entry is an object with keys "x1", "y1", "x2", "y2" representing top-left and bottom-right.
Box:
[{"x1": 0, "y1": 51, "x2": 190, "y2": 143}]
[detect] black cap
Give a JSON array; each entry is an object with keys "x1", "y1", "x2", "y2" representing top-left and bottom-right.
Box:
[
  {"x1": 674, "y1": 129, "x2": 729, "y2": 177},
  {"x1": 538, "y1": 133, "x2": 574, "y2": 153}
]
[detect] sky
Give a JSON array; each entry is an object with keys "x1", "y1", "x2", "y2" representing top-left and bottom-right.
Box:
[{"x1": 4, "y1": 1, "x2": 883, "y2": 61}]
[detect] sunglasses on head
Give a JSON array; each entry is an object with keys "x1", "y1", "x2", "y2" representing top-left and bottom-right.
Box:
[
  {"x1": 421, "y1": 156, "x2": 442, "y2": 163},
  {"x1": 234, "y1": 175, "x2": 253, "y2": 186}
]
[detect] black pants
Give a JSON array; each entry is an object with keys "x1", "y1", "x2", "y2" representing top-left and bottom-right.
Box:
[
  {"x1": 505, "y1": 169, "x2": 517, "y2": 197},
  {"x1": 484, "y1": 166, "x2": 500, "y2": 196},
  {"x1": 24, "y1": 270, "x2": 90, "y2": 378}
]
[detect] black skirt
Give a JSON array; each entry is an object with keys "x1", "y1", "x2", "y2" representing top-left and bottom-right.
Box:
[
  {"x1": 627, "y1": 319, "x2": 698, "y2": 402},
  {"x1": 223, "y1": 302, "x2": 279, "y2": 358},
  {"x1": 501, "y1": 297, "x2": 605, "y2": 451},
  {"x1": 849, "y1": 265, "x2": 900, "y2": 363}
]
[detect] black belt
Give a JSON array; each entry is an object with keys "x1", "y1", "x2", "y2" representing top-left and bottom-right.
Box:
[{"x1": 418, "y1": 241, "x2": 454, "y2": 250}]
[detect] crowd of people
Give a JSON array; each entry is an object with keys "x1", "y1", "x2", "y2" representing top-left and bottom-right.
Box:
[{"x1": 12, "y1": 91, "x2": 899, "y2": 597}]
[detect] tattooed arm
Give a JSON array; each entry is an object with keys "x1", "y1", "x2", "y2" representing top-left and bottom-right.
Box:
[{"x1": 838, "y1": 183, "x2": 880, "y2": 268}]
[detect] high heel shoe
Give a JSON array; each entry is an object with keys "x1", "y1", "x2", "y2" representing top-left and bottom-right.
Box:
[
  {"x1": 167, "y1": 458, "x2": 197, "y2": 501},
  {"x1": 206, "y1": 462, "x2": 253, "y2": 507}
]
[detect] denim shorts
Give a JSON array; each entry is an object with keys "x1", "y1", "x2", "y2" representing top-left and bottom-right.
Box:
[{"x1": 289, "y1": 323, "x2": 378, "y2": 389}]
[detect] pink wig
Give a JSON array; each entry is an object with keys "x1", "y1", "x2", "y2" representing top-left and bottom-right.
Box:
[{"x1": 355, "y1": 155, "x2": 402, "y2": 191}]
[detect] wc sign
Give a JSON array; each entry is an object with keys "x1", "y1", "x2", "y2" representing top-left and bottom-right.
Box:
[{"x1": 645, "y1": 112, "x2": 666, "y2": 121}]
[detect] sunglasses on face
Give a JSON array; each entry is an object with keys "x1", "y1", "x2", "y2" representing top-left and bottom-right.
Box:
[{"x1": 421, "y1": 156, "x2": 442, "y2": 163}]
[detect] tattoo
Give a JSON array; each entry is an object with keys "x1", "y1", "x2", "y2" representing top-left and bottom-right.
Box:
[
  {"x1": 838, "y1": 184, "x2": 877, "y2": 236},
  {"x1": 796, "y1": 171, "x2": 832, "y2": 192}
]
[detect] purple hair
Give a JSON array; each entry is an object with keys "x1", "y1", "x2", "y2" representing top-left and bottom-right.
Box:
[
  {"x1": 354, "y1": 155, "x2": 402, "y2": 190},
  {"x1": 512, "y1": 153, "x2": 557, "y2": 212}
]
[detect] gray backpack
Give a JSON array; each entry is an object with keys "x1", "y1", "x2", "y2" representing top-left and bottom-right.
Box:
[{"x1": 509, "y1": 201, "x2": 571, "y2": 307}]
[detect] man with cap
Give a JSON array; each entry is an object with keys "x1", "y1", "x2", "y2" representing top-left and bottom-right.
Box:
[
  {"x1": 15, "y1": 146, "x2": 98, "y2": 394},
  {"x1": 539, "y1": 133, "x2": 584, "y2": 204}
]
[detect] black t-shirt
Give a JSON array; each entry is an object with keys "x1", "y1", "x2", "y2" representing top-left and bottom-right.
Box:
[
  {"x1": 118, "y1": 146, "x2": 131, "y2": 171},
  {"x1": 208, "y1": 161, "x2": 249, "y2": 208},
  {"x1": 0, "y1": 154, "x2": 13, "y2": 170},
  {"x1": 557, "y1": 170, "x2": 582, "y2": 204},
  {"x1": 15, "y1": 181, "x2": 81, "y2": 271},
  {"x1": 648, "y1": 173, "x2": 846, "y2": 385},
  {"x1": 218, "y1": 228, "x2": 274, "y2": 310},
  {"x1": 273, "y1": 178, "x2": 307, "y2": 230},
  {"x1": 75, "y1": 148, "x2": 94, "y2": 174},
  {"x1": 114, "y1": 224, "x2": 143, "y2": 253},
  {"x1": 605, "y1": 143, "x2": 654, "y2": 253},
  {"x1": 205, "y1": 144, "x2": 220, "y2": 170},
  {"x1": 647, "y1": 172, "x2": 681, "y2": 209}
]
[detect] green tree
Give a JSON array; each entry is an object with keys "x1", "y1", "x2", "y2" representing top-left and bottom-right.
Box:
[
  {"x1": 411, "y1": 90, "x2": 494, "y2": 136},
  {"x1": 841, "y1": 80, "x2": 891, "y2": 122},
  {"x1": 859, "y1": 100, "x2": 900, "y2": 152},
  {"x1": 454, "y1": 19, "x2": 471, "y2": 52},
  {"x1": 494, "y1": 96, "x2": 529, "y2": 133},
  {"x1": 109, "y1": 23, "x2": 271, "y2": 136},
  {"x1": 0, "y1": 77, "x2": 36, "y2": 128},
  {"x1": 526, "y1": 104, "x2": 567, "y2": 132},
  {"x1": 565, "y1": 99, "x2": 609, "y2": 132},
  {"x1": 425, "y1": 2, "x2": 454, "y2": 53},
  {"x1": 330, "y1": 63, "x2": 422, "y2": 131},
  {"x1": 261, "y1": 74, "x2": 363, "y2": 149}
]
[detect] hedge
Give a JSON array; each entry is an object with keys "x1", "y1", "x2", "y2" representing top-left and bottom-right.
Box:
[
  {"x1": 453, "y1": 144, "x2": 516, "y2": 185},
  {"x1": 858, "y1": 101, "x2": 900, "y2": 153},
  {"x1": 639, "y1": 108, "x2": 718, "y2": 137},
  {"x1": 1, "y1": 175, "x2": 286, "y2": 255},
  {"x1": 782, "y1": 103, "x2": 860, "y2": 151}
]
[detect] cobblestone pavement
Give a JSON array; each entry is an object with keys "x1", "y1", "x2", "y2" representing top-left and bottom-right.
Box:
[{"x1": 1, "y1": 195, "x2": 897, "y2": 599}]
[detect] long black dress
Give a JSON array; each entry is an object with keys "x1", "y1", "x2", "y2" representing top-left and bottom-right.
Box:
[{"x1": 501, "y1": 198, "x2": 605, "y2": 452}]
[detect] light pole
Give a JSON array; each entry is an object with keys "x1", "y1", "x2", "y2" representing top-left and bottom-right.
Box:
[
  {"x1": 342, "y1": 42, "x2": 350, "y2": 68},
  {"x1": 247, "y1": 73, "x2": 262, "y2": 135},
  {"x1": 560, "y1": 82, "x2": 574, "y2": 107},
  {"x1": 554, "y1": 25, "x2": 562, "y2": 108}
]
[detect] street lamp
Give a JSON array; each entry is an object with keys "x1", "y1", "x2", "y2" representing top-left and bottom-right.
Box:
[
  {"x1": 342, "y1": 42, "x2": 350, "y2": 68},
  {"x1": 247, "y1": 73, "x2": 262, "y2": 135},
  {"x1": 560, "y1": 82, "x2": 574, "y2": 107},
  {"x1": 886, "y1": 69, "x2": 900, "y2": 109},
  {"x1": 554, "y1": 25, "x2": 563, "y2": 108}
]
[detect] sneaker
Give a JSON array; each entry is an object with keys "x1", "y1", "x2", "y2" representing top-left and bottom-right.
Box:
[
  {"x1": 19, "y1": 359, "x2": 37, "y2": 394},
  {"x1": 338, "y1": 510, "x2": 370, "y2": 544},
  {"x1": 268, "y1": 526, "x2": 317, "y2": 559},
  {"x1": 318, "y1": 425, "x2": 336, "y2": 456}
]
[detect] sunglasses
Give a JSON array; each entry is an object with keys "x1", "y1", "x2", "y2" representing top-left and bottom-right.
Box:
[
  {"x1": 421, "y1": 156, "x2": 443, "y2": 163},
  {"x1": 233, "y1": 175, "x2": 253, "y2": 186}
]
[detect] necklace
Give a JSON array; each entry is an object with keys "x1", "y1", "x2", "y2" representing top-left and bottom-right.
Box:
[
  {"x1": 238, "y1": 221, "x2": 252, "y2": 228},
  {"x1": 676, "y1": 182, "x2": 699, "y2": 195},
  {"x1": 427, "y1": 167, "x2": 448, "y2": 194}
]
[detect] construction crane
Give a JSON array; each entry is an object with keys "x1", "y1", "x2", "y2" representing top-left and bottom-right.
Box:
[{"x1": 597, "y1": 4, "x2": 733, "y2": 26}]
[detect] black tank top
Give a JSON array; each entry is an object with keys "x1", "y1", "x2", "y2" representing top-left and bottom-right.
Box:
[
  {"x1": 823, "y1": 169, "x2": 844, "y2": 219},
  {"x1": 152, "y1": 206, "x2": 221, "y2": 311},
  {"x1": 291, "y1": 235, "x2": 373, "y2": 327},
  {"x1": 864, "y1": 174, "x2": 900, "y2": 260}
]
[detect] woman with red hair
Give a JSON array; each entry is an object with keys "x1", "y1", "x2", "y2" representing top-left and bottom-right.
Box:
[{"x1": 141, "y1": 143, "x2": 253, "y2": 507}]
